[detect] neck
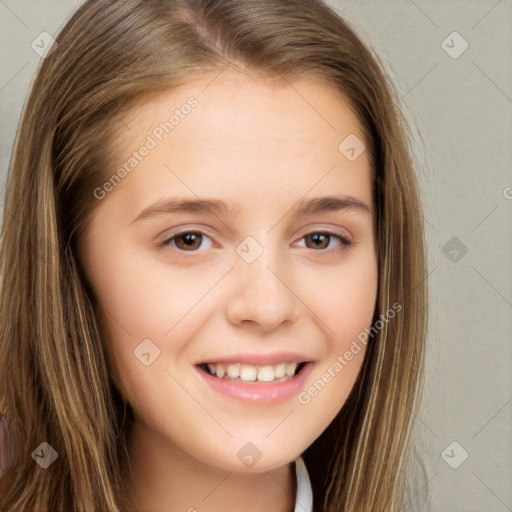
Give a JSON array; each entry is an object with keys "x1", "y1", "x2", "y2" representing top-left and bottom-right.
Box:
[{"x1": 126, "y1": 421, "x2": 296, "y2": 512}]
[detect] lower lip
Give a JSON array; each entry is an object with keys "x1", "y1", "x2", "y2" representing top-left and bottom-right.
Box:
[{"x1": 195, "y1": 362, "x2": 314, "y2": 404}]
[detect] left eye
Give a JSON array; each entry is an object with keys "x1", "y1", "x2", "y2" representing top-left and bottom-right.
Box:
[
  {"x1": 162, "y1": 230, "x2": 351, "y2": 255},
  {"x1": 297, "y1": 231, "x2": 351, "y2": 251}
]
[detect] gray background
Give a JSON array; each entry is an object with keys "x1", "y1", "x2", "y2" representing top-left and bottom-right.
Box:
[{"x1": 0, "y1": 1, "x2": 510, "y2": 511}]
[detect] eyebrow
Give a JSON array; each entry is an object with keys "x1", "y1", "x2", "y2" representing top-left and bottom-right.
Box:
[
  {"x1": 131, "y1": 194, "x2": 372, "y2": 224},
  {"x1": 289, "y1": 195, "x2": 372, "y2": 216}
]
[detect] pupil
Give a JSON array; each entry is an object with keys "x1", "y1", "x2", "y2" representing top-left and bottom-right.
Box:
[
  {"x1": 310, "y1": 233, "x2": 328, "y2": 249},
  {"x1": 179, "y1": 233, "x2": 200, "y2": 249}
]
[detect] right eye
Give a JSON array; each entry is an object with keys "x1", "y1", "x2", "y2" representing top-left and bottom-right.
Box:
[{"x1": 162, "y1": 230, "x2": 214, "y2": 255}]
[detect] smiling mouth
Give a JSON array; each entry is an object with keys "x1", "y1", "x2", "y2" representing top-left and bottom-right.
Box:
[{"x1": 198, "y1": 361, "x2": 307, "y2": 384}]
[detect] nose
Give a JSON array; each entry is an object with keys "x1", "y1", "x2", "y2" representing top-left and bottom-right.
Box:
[{"x1": 225, "y1": 244, "x2": 301, "y2": 332}]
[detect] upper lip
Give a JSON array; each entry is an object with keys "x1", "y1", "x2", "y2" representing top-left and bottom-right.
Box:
[{"x1": 196, "y1": 352, "x2": 313, "y2": 366}]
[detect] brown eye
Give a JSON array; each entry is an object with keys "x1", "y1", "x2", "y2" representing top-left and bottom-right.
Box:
[
  {"x1": 174, "y1": 232, "x2": 202, "y2": 250},
  {"x1": 305, "y1": 232, "x2": 330, "y2": 249},
  {"x1": 300, "y1": 231, "x2": 351, "y2": 252},
  {"x1": 163, "y1": 231, "x2": 213, "y2": 253}
]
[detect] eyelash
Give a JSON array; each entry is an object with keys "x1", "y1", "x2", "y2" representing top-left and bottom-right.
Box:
[{"x1": 161, "y1": 229, "x2": 352, "y2": 257}]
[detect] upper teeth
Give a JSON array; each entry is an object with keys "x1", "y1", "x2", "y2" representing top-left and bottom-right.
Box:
[{"x1": 206, "y1": 362, "x2": 298, "y2": 383}]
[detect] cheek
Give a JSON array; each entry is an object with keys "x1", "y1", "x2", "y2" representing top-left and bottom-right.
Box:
[
  {"x1": 305, "y1": 251, "x2": 378, "y2": 349},
  {"x1": 331, "y1": 264, "x2": 378, "y2": 348},
  {"x1": 83, "y1": 236, "x2": 215, "y2": 341},
  {"x1": 80, "y1": 237, "x2": 226, "y2": 398},
  {"x1": 299, "y1": 252, "x2": 377, "y2": 402},
  {"x1": 294, "y1": 260, "x2": 377, "y2": 439}
]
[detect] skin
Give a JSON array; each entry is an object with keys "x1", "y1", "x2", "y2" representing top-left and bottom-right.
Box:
[{"x1": 78, "y1": 68, "x2": 378, "y2": 512}]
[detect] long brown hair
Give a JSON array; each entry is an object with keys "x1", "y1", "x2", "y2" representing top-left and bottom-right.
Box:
[{"x1": 0, "y1": 1, "x2": 427, "y2": 510}]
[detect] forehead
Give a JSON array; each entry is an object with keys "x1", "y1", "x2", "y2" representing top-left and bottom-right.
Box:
[
  {"x1": 101, "y1": 70, "x2": 372, "y2": 220},
  {"x1": 114, "y1": 69, "x2": 367, "y2": 155}
]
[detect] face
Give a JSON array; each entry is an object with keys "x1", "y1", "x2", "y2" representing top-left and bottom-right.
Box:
[{"x1": 78, "y1": 70, "x2": 378, "y2": 473}]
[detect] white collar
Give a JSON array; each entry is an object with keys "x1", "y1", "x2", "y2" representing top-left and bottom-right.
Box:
[{"x1": 294, "y1": 456, "x2": 313, "y2": 512}]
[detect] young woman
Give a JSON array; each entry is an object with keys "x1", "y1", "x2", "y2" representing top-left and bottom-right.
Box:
[{"x1": 0, "y1": 1, "x2": 427, "y2": 510}]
